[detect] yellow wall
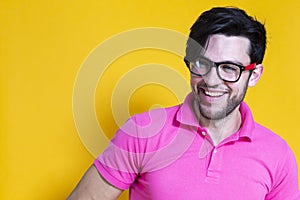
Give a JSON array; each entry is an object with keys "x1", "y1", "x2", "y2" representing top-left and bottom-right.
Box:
[{"x1": 1, "y1": 1, "x2": 299, "y2": 199}]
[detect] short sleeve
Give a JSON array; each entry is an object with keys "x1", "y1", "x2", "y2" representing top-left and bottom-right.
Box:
[
  {"x1": 265, "y1": 144, "x2": 300, "y2": 199},
  {"x1": 94, "y1": 116, "x2": 144, "y2": 190}
]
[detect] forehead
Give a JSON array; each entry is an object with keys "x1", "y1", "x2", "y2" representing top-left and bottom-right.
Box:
[{"x1": 204, "y1": 34, "x2": 251, "y2": 65}]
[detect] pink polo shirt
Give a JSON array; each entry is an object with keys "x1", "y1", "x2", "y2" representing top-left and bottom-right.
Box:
[{"x1": 94, "y1": 93, "x2": 300, "y2": 199}]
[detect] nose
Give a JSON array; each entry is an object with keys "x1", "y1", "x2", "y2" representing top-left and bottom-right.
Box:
[{"x1": 202, "y1": 66, "x2": 224, "y2": 86}]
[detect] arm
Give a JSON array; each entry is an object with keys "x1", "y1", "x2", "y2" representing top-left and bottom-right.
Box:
[{"x1": 67, "y1": 165, "x2": 123, "y2": 200}]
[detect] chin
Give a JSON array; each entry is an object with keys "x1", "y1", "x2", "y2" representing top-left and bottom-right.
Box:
[{"x1": 199, "y1": 107, "x2": 228, "y2": 120}]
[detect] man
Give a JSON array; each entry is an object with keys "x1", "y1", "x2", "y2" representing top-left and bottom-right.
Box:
[{"x1": 68, "y1": 7, "x2": 300, "y2": 199}]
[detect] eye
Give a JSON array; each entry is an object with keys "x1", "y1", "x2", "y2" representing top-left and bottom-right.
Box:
[
  {"x1": 192, "y1": 60, "x2": 205, "y2": 68},
  {"x1": 220, "y1": 64, "x2": 239, "y2": 73},
  {"x1": 194, "y1": 58, "x2": 212, "y2": 68}
]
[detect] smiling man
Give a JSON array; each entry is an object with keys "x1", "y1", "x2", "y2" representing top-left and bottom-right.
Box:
[
  {"x1": 68, "y1": 7, "x2": 300, "y2": 199},
  {"x1": 188, "y1": 34, "x2": 261, "y2": 145}
]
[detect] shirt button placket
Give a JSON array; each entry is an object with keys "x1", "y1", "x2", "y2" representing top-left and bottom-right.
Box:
[
  {"x1": 213, "y1": 148, "x2": 217, "y2": 154},
  {"x1": 206, "y1": 147, "x2": 222, "y2": 183}
]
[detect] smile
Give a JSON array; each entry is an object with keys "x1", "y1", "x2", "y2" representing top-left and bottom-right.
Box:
[{"x1": 203, "y1": 90, "x2": 226, "y2": 97}]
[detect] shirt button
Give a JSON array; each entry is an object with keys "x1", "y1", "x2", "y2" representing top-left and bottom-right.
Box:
[
  {"x1": 201, "y1": 131, "x2": 206, "y2": 136},
  {"x1": 213, "y1": 149, "x2": 217, "y2": 154}
]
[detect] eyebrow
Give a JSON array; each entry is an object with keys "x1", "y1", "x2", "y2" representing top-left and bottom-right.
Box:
[{"x1": 200, "y1": 56, "x2": 245, "y2": 66}]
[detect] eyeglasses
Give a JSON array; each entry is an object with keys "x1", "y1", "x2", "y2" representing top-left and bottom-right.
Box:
[{"x1": 186, "y1": 57, "x2": 256, "y2": 82}]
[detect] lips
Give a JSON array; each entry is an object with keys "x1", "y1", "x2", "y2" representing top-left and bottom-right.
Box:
[
  {"x1": 204, "y1": 90, "x2": 225, "y2": 97},
  {"x1": 199, "y1": 87, "x2": 228, "y2": 100}
]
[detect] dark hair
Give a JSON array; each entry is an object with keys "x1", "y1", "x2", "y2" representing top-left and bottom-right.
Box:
[{"x1": 185, "y1": 7, "x2": 266, "y2": 65}]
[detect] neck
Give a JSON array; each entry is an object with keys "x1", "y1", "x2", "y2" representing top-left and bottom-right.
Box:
[{"x1": 192, "y1": 100, "x2": 242, "y2": 145}]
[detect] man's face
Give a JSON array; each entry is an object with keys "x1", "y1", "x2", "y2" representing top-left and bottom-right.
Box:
[{"x1": 190, "y1": 34, "x2": 252, "y2": 120}]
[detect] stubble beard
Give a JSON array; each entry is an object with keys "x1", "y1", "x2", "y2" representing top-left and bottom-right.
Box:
[{"x1": 196, "y1": 83, "x2": 248, "y2": 121}]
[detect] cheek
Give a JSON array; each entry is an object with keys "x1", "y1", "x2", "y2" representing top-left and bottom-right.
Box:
[
  {"x1": 190, "y1": 76, "x2": 203, "y2": 94},
  {"x1": 190, "y1": 75, "x2": 202, "y2": 85},
  {"x1": 228, "y1": 73, "x2": 250, "y2": 92},
  {"x1": 190, "y1": 77, "x2": 199, "y2": 89},
  {"x1": 229, "y1": 81, "x2": 248, "y2": 97}
]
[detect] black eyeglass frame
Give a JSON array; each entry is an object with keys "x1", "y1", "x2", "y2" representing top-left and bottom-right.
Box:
[{"x1": 184, "y1": 57, "x2": 256, "y2": 83}]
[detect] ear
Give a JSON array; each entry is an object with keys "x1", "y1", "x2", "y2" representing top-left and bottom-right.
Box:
[{"x1": 248, "y1": 64, "x2": 263, "y2": 87}]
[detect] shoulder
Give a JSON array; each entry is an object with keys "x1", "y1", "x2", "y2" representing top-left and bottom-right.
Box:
[
  {"x1": 251, "y1": 122, "x2": 296, "y2": 166},
  {"x1": 241, "y1": 102, "x2": 292, "y2": 156},
  {"x1": 253, "y1": 123, "x2": 289, "y2": 149},
  {"x1": 112, "y1": 104, "x2": 182, "y2": 148},
  {"x1": 131, "y1": 104, "x2": 181, "y2": 125}
]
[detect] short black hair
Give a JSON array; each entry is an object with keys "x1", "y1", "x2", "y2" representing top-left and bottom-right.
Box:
[{"x1": 185, "y1": 7, "x2": 266, "y2": 65}]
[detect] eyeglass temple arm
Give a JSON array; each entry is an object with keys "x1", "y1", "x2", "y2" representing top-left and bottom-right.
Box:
[{"x1": 245, "y1": 63, "x2": 256, "y2": 70}]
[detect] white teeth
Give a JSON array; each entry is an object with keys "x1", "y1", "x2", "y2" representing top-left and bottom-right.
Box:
[{"x1": 204, "y1": 90, "x2": 224, "y2": 97}]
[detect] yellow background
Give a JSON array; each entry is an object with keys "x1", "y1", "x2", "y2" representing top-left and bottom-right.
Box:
[{"x1": 1, "y1": 0, "x2": 299, "y2": 199}]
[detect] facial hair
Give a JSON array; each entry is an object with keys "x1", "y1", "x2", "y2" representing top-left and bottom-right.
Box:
[{"x1": 195, "y1": 81, "x2": 249, "y2": 121}]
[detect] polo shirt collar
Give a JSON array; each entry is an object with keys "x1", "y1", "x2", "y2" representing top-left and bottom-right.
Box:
[
  {"x1": 176, "y1": 93, "x2": 200, "y2": 127},
  {"x1": 176, "y1": 93, "x2": 255, "y2": 141},
  {"x1": 238, "y1": 101, "x2": 255, "y2": 141}
]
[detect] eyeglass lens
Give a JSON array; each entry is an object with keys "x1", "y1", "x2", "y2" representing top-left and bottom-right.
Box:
[{"x1": 190, "y1": 58, "x2": 242, "y2": 82}]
